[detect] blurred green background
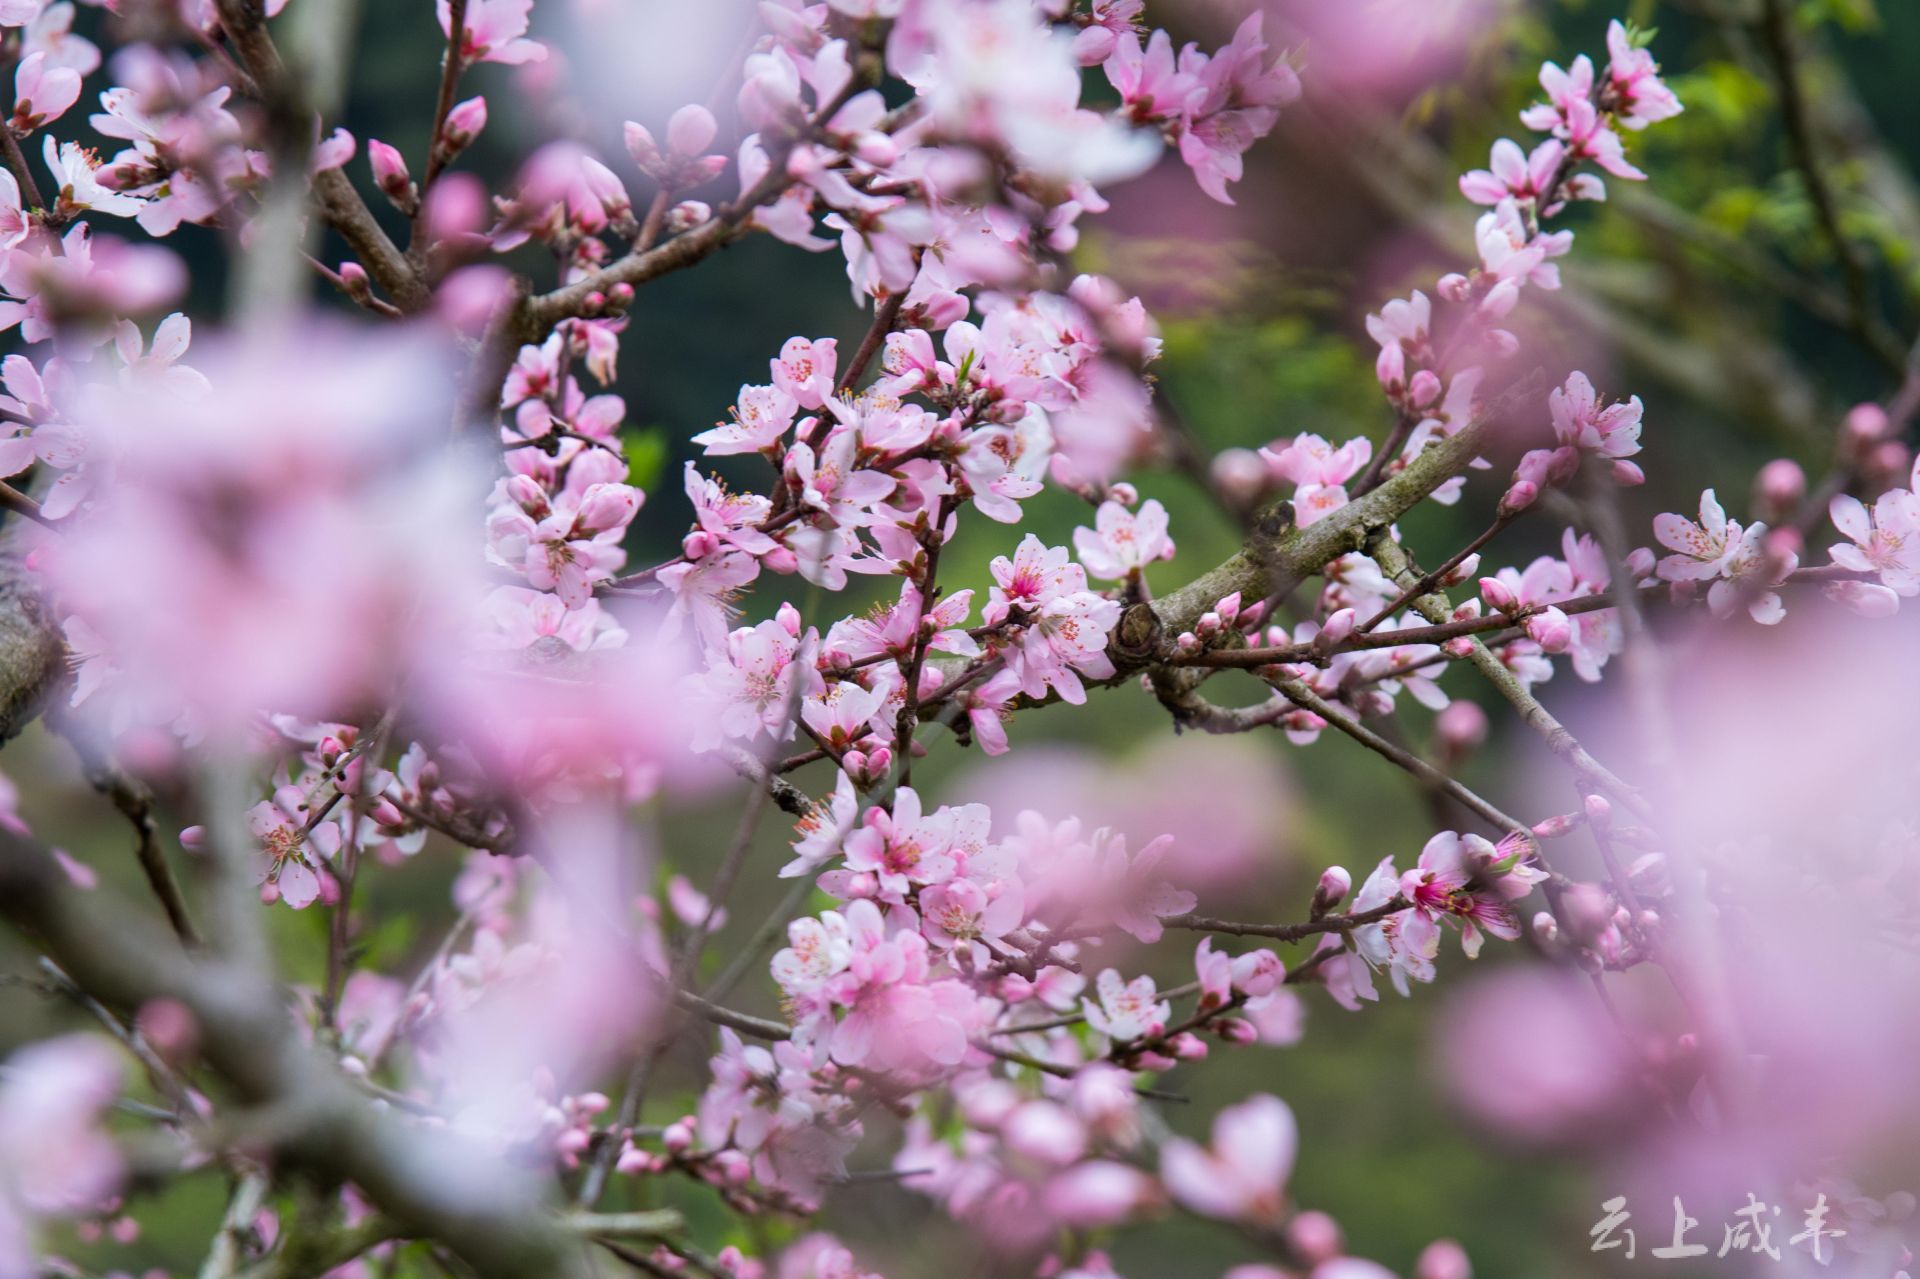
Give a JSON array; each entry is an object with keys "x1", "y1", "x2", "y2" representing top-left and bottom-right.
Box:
[{"x1": 5, "y1": 0, "x2": 1918, "y2": 1275}]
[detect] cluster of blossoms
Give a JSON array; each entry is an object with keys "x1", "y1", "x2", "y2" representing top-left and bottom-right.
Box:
[{"x1": 4, "y1": 3, "x2": 1917, "y2": 1279}]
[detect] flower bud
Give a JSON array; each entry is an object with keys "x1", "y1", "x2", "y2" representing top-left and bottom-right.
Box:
[
  {"x1": 1531, "y1": 813, "x2": 1576, "y2": 839},
  {"x1": 1106, "y1": 481, "x2": 1139, "y2": 507},
  {"x1": 1408, "y1": 369, "x2": 1443, "y2": 408},
  {"x1": 1842, "y1": 402, "x2": 1890, "y2": 456},
  {"x1": 666, "y1": 103, "x2": 718, "y2": 157},
  {"x1": 1559, "y1": 882, "x2": 1612, "y2": 944},
  {"x1": 1211, "y1": 448, "x2": 1269, "y2": 504},
  {"x1": 1216, "y1": 1018, "x2": 1257, "y2": 1045},
  {"x1": 1866, "y1": 441, "x2": 1914, "y2": 493},
  {"x1": 776, "y1": 601, "x2": 802, "y2": 637},
  {"x1": 1288, "y1": 1211, "x2": 1344, "y2": 1265},
  {"x1": 1214, "y1": 591, "x2": 1242, "y2": 628},
  {"x1": 1610, "y1": 459, "x2": 1645, "y2": 486},
  {"x1": 1582, "y1": 793, "x2": 1612, "y2": 831},
  {"x1": 575, "y1": 483, "x2": 641, "y2": 536},
  {"x1": 681, "y1": 529, "x2": 719, "y2": 560},
  {"x1": 1478, "y1": 577, "x2": 1517, "y2": 613},
  {"x1": 1316, "y1": 607, "x2": 1356, "y2": 648},
  {"x1": 338, "y1": 260, "x2": 371, "y2": 300},
  {"x1": 1169, "y1": 1032, "x2": 1208, "y2": 1060},
  {"x1": 507, "y1": 474, "x2": 551, "y2": 519},
  {"x1": 1443, "y1": 637, "x2": 1475, "y2": 658},
  {"x1": 136, "y1": 998, "x2": 199, "y2": 1067},
  {"x1": 663, "y1": 1121, "x2": 693, "y2": 1153},
  {"x1": 1752, "y1": 458, "x2": 1806, "y2": 522},
  {"x1": 1498, "y1": 479, "x2": 1538, "y2": 516},
  {"x1": 1415, "y1": 1239, "x2": 1473, "y2": 1279},
  {"x1": 762, "y1": 545, "x2": 798, "y2": 574},
  {"x1": 369, "y1": 139, "x2": 412, "y2": 204},
  {"x1": 1531, "y1": 911, "x2": 1558, "y2": 943},
  {"x1": 668, "y1": 200, "x2": 712, "y2": 233},
  {"x1": 179, "y1": 825, "x2": 206, "y2": 853},
  {"x1": 1436, "y1": 272, "x2": 1470, "y2": 303},
  {"x1": 1434, "y1": 700, "x2": 1487, "y2": 763},
  {"x1": 1313, "y1": 865, "x2": 1352, "y2": 911},
  {"x1": 443, "y1": 95, "x2": 488, "y2": 151},
  {"x1": 1524, "y1": 605, "x2": 1571, "y2": 653},
  {"x1": 1441, "y1": 553, "x2": 1480, "y2": 586}
]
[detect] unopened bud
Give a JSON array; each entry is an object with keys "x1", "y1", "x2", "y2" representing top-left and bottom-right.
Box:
[
  {"x1": 136, "y1": 998, "x2": 199, "y2": 1067},
  {"x1": 1107, "y1": 481, "x2": 1139, "y2": 506},
  {"x1": 369, "y1": 139, "x2": 412, "y2": 205},
  {"x1": 507, "y1": 474, "x2": 551, "y2": 519},
  {"x1": 1559, "y1": 882, "x2": 1612, "y2": 944},
  {"x1": 1478, "y1": 577, "x2": 1517, "y2": 613},
  {"x1": 1216, "y1": 1018, "x2": 1256, "y2": 1045},
  {"x1": 1523, "y1": 605, "x2": 1571, "y2": 653},
  {"x1": 1582, "y1": 793, "x2": 1612, "y2": 830},
  {"x1": 1316, "y1": 607, "x2": 1356, "y2": 648},
  {"x1": 1314, "y1": 866, "x2": 1352, "y2": 911},
  {"x1": 338, "y1": 260, "x2": 371, "y2": 300},
  {"x1": 1414, "y1": 1239, "x2": 1473, "y2": 1279},
  {"x1": 1441, "y1": 553, "x2": 1480, "y2": 586},
  {"x1": 1211, "y1": 448, "x2": 1269, "y2": 504},
  {"x1": 1531, "y1": 911, "x2": 1559, "y2": 943},
  {"x1": 1498, "y1": 479, "x2": 1539, "y2": 515},
  {"x1": 1408, "y1": 369, "x2": 1443, "y2": 409},
  {"x1": 443, "y1": 95, "x2": 487, "y2": 151},
  {"x1": 1842, "y1": 402, "x2": 1890, "y2": 456},
  {"x1": 1434, "y1": 700, "x2": 1488, "y2": 764},
  {"x1": 1531, "y1": 813, "x2": 1577, "y2": 839},
  {"x1": 665, "y1": 104, "x2": 718, "y2": 157},
  {"x1": 1287, "y1": 1211, "x2": 1344, "y2": 1265},
  {"x1": 1753, "y1": 458, "x2": 1806, "y2": 522},
  {"x1": 667, "y1": 200, "x2": 712, "y2": 233}
]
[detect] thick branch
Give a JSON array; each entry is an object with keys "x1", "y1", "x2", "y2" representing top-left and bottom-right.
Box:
[
  {"x1": 1111, "y1": 414, "x2": 1491, "y2": 669},
  {"x1": 0, "y1": 829, "x2": 589, "y2": 1279}
]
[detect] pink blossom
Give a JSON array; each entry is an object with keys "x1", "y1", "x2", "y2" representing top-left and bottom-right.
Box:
[
  {"x1": 1071, "y1": 497, "x2": 1174, "y2": 581},
  {"x1": 441, "y1": 0, "x2": 546, "y2": 66},
  {"x1": 685, "y1": 613, "x2": 822, "y2": 751},
  {"x1": 0, "y1": 1035, "x2": 125, "y2": 1226},
  {"x1": 1459, "y1": 137, "x2": 1566, "y2": 207},
  {"x1": 1828, "y1": 485, "x2": 1920, "y2": 597},
  {"x1": 1080, "y1": 968, "x2": 1169, "y2": 1042},
  {"x1": 10, "y1": 49, "x2": 79, "y2": 131},
  {"x1": 1604, "y1": 20, "x2": 1684, "y2": 130},
  {"x1": 1159, "y1": 1094, "x2": 1296, "y2": 1223}
]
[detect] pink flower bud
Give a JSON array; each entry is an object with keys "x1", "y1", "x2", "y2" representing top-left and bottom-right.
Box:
[
  {"x1": 1314, "y1": 865, "x2": 1351, "y2": 910},
  {"x1": 1415, "y1": 1239, "x2": 1473, "y2": 1279},
  {"x1": 1434, "y1": 700, "x2": 1488, "y2": 762},
  {"x1": 1753, "y1": 458, "x2": 1806, "y2": 522},
  {"x1": 1559, "y1": 883, "x2": 1612, "y2": 944},
  {"x1": 1484, "y1": 327, "x2": 1521, "y2": 357},
  {"x1": 1211, "y1": 448, "x2": 1269, "y2": 503},
  {"x1": 1442, "y1": 553, "x2": 1480, "y2": 586},
  {"x1": 1498, "y1": 479, "x2": 1538, "y2": 515},
  {"x1": 1214, "y1": 591, "x2": 1242, "y2": 627},
  {"x1": 179, "y1": 825, "x2": 206, "y2": 853},
  {"x1": 1531, "y1": 911, "x2": 1558, "y2": 942},
  {"x1": 1610, "y1": 459, "x2": 1645, "y2": 486},
  {"x1": 1444, "y1": 637, "x2": 1474, "y2": 657},
  {"x1": 608, "y1": 282, "x2": 634, "y2": 307},
  {"x1": 575, "y1": 483, "x2": 641, "y2": 536},
  {"x1": 663, "y1": 1121, "x2": 693, "y2": 1153},
  {"x1": 1867, "y1": 441, "x2": 1914, "y2": 493},
  {"x1": 776, "y1": 601, "x2": 802, "y2": 637},
  {"x1": 369, "y1": 139, "x2": 411, "y2": 201},
  {"x1": 338, "y1": 261, "x2": 371, "y2": 298},
  {"x1": 666, "y1": 104, "x2": 718, "y2": 157},
  {"x1": 136, "y1": 998, "x2": 199, "y2": 1066},
  {"x1": 443, "y1": 95, "x2": 488, "y2": 150},
  {"x1": 681, "y1": 529, "x2": 719, "y2": 560},
  {"x1": 1531, "y1": 813, "x2": 1576, "y2": 838},
  {"x1": 1317, "y1": 607, "x2": 1356, "y2": 647},
  {"x1": 667, "y1": 200, "x2": 712, "y2": 232},
  {"x1": 1842, "y1": 402, "x2": 1890, "y2": 455},
  {"x1": 1436, "y1": 272, "x2": 1470, "y2": 302},
  {"x1": 1216, "y1": 1018, "x2": 1257, "y2": 1045},
  {"x1": 1169, "y1": 1033, "x2": 1208, "y2": 1060},
  {"x1": 1408, "y1": 368, "x2": 1443, "y2": 408},
  {"x1": 506, "y1": 474, "x2": 551, "y2": 520},
  {"x1": 1625, "y1": 546, "x2": 1656, "y2": 579},
  {"x1": 1523, "y1": 605, "x2": 1571, "y2": 653},
  {"x1": 762, "y1": 545, "x2": 798, "y2": 574},
  {"x1": 1107, "y1": 481, "x2": 1139, "y2": 506},
  {"x1": 1582, "y1": 793, "x2": 1612, "y2": 830},
  {"x1": 1287, "y1": 1211, "x2": 1344, "y2": 1264},
  {"x1": 1478, "y1": 577, "x2": 1517, "y2": 613}
]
